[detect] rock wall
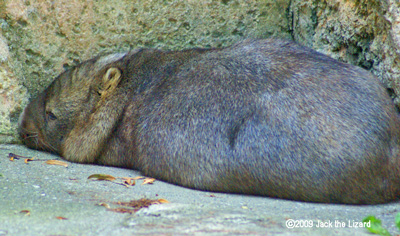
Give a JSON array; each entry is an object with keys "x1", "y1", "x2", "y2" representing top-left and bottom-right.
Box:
[
  {"x1": 1, "y1": 0, "x2": 400, "y2": 143},
  {"x1": 288, "y1": 0, "x2": 400, "y2": 102}
]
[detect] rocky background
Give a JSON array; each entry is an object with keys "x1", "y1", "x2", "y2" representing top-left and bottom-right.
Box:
[{"x1": 0, "y1": 0, "x2": 399, "y2": 143}]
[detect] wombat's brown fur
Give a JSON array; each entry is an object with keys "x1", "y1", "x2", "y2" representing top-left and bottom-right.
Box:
[{"x1": 19, "y1": 38, "x2": 400, "y2": 204}]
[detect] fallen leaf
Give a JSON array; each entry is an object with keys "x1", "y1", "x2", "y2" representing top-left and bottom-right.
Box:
[
  {"x1": 108, "y1": 208, "x2": 138, "y2": 214},
  {"x1": 115, "y1": 198, "x2": 168, "y2": 208},
  {"x1": 56, "y1": 216, "x2": 68, "y2": 220},
  {"x1": 88, "y1": 174, "x2": 116, "y2": 181},
  {"x1": 156, "y1": 198, "x2": 170, "y2": 204},
  {"x1": 19, "y1": 210, "x2": 30, "y2": 216},
  {"x1": 98, "y1": 203, "x2": 110, "y2": 209},
  {"x1": 122, "y1": 177, "x2": 136, "y2": 186},
  {"x1": 24, "y1": 158, "x2": 34, "y2": 163},
  {"x1": 363, "y1": 215, "x2": 390, "y2": 236},
  {"x1": 142, "y1": 178, "x2": 156, "y2": 185},
  {"x1": 107, "y1": 198, "x2": 169, "y2": 214},
  {"x1": 132, "y1": 176, "x2": 145, "y2": 180},
  {"x1": 45, "y1": 160, "x2": 68, "y2": 167},
  {"x1": 9, "y1": 153, "x2": 25, "y2": 161},
  {"x1": 88, "y1": 175, "x2": 157, "y2": 187}
]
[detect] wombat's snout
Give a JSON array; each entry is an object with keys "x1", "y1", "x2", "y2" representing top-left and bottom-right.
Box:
[
  {"x1": 18, "y1": 105, "x2": 46, "y2": 151},
  {"x1": 18, "y1": 107, "x2": 37, "y2": 145}
]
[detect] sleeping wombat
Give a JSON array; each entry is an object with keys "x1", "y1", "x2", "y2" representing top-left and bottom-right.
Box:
[{"x1": 19, "y1": 38, "x2": 400, "y2": 204}]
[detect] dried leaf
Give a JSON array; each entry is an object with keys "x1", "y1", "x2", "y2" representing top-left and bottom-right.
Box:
[
  {"x1": 9, "y1": 153, "x2": 25, "y2": 161},
  {"x1": 115, "y1": 198, "x2": 153, "y2": 208},
  {"x1": 132, "y1": 176, "x2": 145, "y2": 180},
  {"x1": 56, "y1": 216, "x2": 68, "y2": 220},
  {"x1": 108, "y1": 208, "x2": 137, "y2": 214},
  {"x1": 142, "y1": 178, "x2": 156, "y2": 185},
  {"x1": 122, "y1": 177, "x2": 136, "y2": 186},
  {"x1": 24, "y1": 158, "x2": 34, "y2": 163},
  {"x1": 115, "y1": 198, "x2": 169, "y2": 208},
  {"x1": 98, "y1": 203, "x2": 110, "y2": 209},
  {"x1": 107, "y1": 198, "x2": 169, "y2": 214},
  {"x1": 19, "y1": 210, "x2": 30, "y2": 216},
  {"x1": 88, "y1": 174, "x2": 116, "y2": 181},
  {"x1": 156, "y1": 198, "x2": 170, "y2": 204},
  {"x1": 45, "y1": 160, "x2": 68, "y2": 167}
]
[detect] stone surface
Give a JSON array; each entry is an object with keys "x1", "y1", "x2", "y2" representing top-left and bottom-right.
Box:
[
  {"x1": 2, "y1": 0, "x2": 400, "y2": 142},
  {"x1": 2, "y1": 1, "x2": 400, "y2": 235},
  {"x1": 2, "y1": 144, "x2": 400, "y2": 235},
  {"x1": 288, "y1": 0, "x2": 400, "y2": 103},
  {"x1": 0, "y1": 34, "x2": 27, "y2": 144},
  {"x1": 0, "y1": 0, "x2": 291, "y2": 142}
]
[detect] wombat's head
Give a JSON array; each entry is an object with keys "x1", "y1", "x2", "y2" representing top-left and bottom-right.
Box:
[{"x1": 18, "y1": 53, "x2": 127, "y2": 155}]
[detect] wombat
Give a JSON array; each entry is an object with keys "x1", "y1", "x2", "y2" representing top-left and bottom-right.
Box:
[{"x1": 19, "y1": 38, "x2": 400, "y2": 204}]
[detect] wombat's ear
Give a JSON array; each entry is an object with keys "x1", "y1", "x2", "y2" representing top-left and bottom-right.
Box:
[{"x1": 98, "y1": 67, "x2": 122, "y2": 99}]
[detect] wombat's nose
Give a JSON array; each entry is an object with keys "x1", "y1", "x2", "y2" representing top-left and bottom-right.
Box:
[
  {"x1": 18, "y1": 107, "x2": 37, "y2": 141},
  {"x1": 18, "y1": 122, "x2": 39, "y2": 148},
  {"x1": 18, "y1": 123, "x2": 31, "y2": 143}
]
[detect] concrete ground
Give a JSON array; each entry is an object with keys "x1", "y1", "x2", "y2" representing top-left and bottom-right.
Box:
[{"x1": 1, "y1": 144, "x2": 399, "y2": 236}]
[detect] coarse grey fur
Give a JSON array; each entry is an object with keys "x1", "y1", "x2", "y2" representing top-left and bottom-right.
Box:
[{"x1": 19, "y1": 38, "x2": 400, "y2": 204}]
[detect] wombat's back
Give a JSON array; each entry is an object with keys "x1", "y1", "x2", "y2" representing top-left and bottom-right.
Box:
[
  {"x1": 19, "y1": 38, "x2": 400, "y2": 204},
  {"x1": 129, "y1": 39, "x2": 400, "y2": 204}
]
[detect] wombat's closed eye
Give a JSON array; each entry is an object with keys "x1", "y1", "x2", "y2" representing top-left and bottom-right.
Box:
[
  {"x1": 45, "y1": 112, "x2": 57, "y2": 121},
  {"x1": 19, "y1": 38, "x2": 400, "y2": 205}
]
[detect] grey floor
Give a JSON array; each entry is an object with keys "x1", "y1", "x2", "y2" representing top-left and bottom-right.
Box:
[{"x1": 1, "y1": 144, "x2": 398, "y2": 235}]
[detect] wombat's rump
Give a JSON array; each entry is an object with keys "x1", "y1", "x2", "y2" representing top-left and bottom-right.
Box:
[{"x1": 19, "y1": 38, "x2": 400, "y2": 204}]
